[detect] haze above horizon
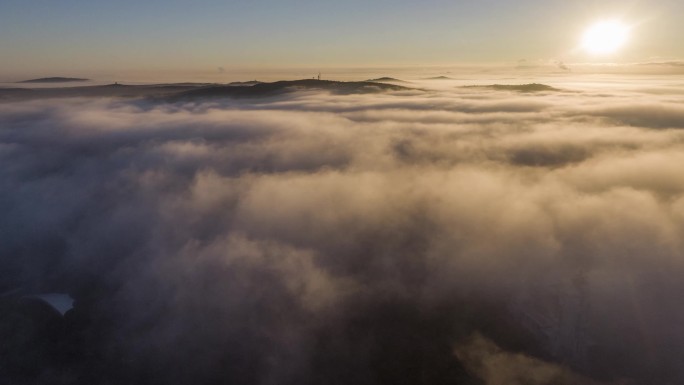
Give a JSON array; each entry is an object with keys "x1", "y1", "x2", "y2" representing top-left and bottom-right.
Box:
[{"x1": 2, "y1": 0, "x2": 683, "y2": 79}]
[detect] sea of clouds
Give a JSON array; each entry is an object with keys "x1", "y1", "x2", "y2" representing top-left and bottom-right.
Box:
[{"x1": 1, "y1": 76, "x2": 683, "y2": 384}]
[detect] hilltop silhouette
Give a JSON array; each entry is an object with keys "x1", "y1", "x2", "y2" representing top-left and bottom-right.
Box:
[
  {"x1": 366, "y1": 77, "x2": 408, "y2": 83},
  {"x1": 0, "y1": 79, "x2": 411, "y2": 101},
  {"x1": 175, "y1": 79, "x2": 409, "y2": 99},
  {"x1": 18, "y1": 77, "x2": 89, "y2": 83},
  {"x1": 227, "y1": 80, "x2": 263, "y2": 86}
]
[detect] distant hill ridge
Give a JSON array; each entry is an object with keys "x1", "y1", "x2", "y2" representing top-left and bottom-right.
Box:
[
  {"x1": 176, "y1": 79, "x2": 409, "y2": 99},
  {"x1": 0, "y1": 79, "x2": 412, "y2": 101},
  {"x1": 228, "y1": 80, "x2": 263, "y2": 86},
  {"x1": 19, "y1": 77, "x2": 89, "y2": 83},
  {"x1": 366, "y1": 77, "x2": 408, "y2": 83}
]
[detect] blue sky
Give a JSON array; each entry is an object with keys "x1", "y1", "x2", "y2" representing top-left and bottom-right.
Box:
[{"x1": 1, "y1": 0, "x2": 682, "y2": 76}]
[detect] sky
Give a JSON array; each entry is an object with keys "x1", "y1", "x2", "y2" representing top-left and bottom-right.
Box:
[{"x1": 1, "y1": 0, "x2": 684, "y2": 78}]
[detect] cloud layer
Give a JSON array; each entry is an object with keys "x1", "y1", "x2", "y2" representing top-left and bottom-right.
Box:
[{"x1": 1, "y1": 78, "x2": 684, "y2": 384}]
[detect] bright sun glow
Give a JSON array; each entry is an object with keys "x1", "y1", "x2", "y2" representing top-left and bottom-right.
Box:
[{"x1": 582, "y1": 20, "x2": 630, "y2": 55}]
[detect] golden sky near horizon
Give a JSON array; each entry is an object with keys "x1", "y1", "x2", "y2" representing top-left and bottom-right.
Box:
[{"x1": 1, "y1": 0, "x2": 683, "y2": 78}]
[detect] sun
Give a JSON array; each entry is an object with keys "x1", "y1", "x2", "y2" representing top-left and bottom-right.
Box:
[{"x1": 582, "y1": 20, "x2": 630, "y2": 55}]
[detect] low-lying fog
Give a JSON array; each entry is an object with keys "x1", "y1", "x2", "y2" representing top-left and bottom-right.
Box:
[{"x1": 1, "y1": 74, "x2": 683, "y2": 385}]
